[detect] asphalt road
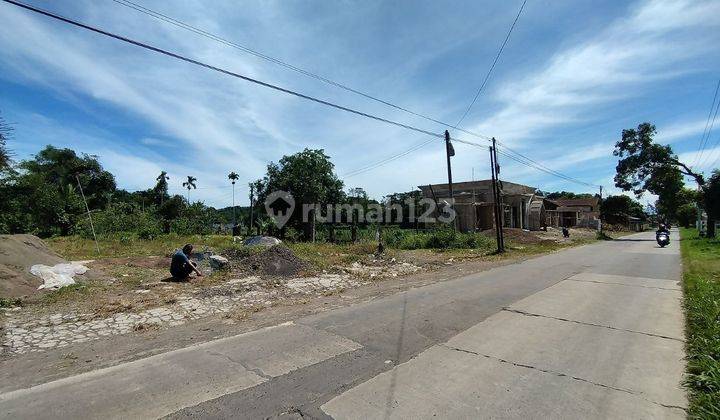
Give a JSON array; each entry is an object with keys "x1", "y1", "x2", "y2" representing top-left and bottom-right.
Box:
[{"x1": 0, "y1": 230, "x2": 686, "y2": 419}]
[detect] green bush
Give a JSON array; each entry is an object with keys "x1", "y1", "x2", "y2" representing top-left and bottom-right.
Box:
[
  {"x1": 72, "y1": 203, "x2": 162, "y2": 239},
  {"x1": 383, "y1": 228, "x2": 494, "y2": 250}
]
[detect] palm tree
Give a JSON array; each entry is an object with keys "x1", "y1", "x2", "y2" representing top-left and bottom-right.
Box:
[
  {"x1": 182, "y1": 175, "x2": 197, "y2": 203},
  {"x1": 228, "y1": 171, "x2": 239, "y2": 229},
  {"x1": 155, "y1": 171, "x2": 169, "y2": 205}
]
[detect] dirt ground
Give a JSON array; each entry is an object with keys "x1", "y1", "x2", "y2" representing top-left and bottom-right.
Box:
[{"x1": 0, "y1": 228, "x2": 610, "y2": 388}]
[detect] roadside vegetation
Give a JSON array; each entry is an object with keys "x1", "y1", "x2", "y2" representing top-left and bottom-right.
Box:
[{"x1": 681, "y1": 228, "x2": 720, "y2": 418}]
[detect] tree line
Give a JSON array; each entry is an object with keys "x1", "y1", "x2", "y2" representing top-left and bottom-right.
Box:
[{"x1": 2, "y1": 115, "x2": 715, "y2": 239}]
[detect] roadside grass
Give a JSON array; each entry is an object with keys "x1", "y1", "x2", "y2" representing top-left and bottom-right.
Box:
[
  {"x1": 46, "y1": 234, "x2": 242, "y2": 260},
  {"x1": 680, "y1": 228, "x2": 720, "y2": 418},
  {"x1": 46, "y1": 229, "x2": 601, "y2": 270}
]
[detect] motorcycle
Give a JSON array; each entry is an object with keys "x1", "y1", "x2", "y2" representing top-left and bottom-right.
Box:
[{"x1": 656, "y1": 231, "x2": 670, "y2": 248}]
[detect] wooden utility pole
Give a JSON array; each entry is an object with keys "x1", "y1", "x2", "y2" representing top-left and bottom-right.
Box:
[
  {"x1": 489, "y1": 145, "x2": 503, "y2": 253},
  {"x1": 490, "y1": 138, "x2": 505, "y2": 252},
  {"x1": 76, "y1": 175, "x2": 100, "y2": 255},
  {"x1": 445, "y1": 130, "x2": 456, "y2": 230}
]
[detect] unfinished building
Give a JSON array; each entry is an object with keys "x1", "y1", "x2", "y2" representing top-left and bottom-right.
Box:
[{"x1": 418, "y1": 180, "x2": 547, "y2": 232}]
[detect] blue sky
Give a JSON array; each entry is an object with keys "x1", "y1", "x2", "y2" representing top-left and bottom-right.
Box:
[{"x1": 1, "y1": 0, "x2": 719, "y2": 207}]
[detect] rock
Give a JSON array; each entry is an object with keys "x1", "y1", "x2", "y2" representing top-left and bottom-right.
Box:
[
  {"x1": 242, "y1": 236, "x2": 282, "y2": 247},
  {"x1": 209, "y1": 255, "x2": 229, "y2": 270}
]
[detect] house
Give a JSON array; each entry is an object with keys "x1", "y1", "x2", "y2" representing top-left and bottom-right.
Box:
[
  {"x1": 546, "y1": 197, "x2": 600, "y2": 228},
  {"x1": 417, "y1": 180, "x2": 547, "y2": 232}
]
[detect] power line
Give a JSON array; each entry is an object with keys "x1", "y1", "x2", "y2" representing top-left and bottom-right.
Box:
[
  {"x1": 444, "y1": 134, "x2": 600, "y2": 188},
  {"x1": 454, "y1": 0, "x2": 527, "y2": 128},
  {"x1": 495, "y1": 147, "x2": 598, "y2": 188},
  {"x1": 6, "y1": 0, "x2": 600, "y2": 191},
  {"x1": 3, "y1": 0, "x2": 448, "y2": 140},
  {"x1": 342, "y1": 0, "x2": 526, "y2": 176},
  {"x1": 343, "y1": 138, "x2": 436, "y2": 177},
  {"x1": 109, "y1": 0, "x2": 492, "y2": 142},
  {"x1": 695, "y1": 78, "x2": 720, "y2": 169}
]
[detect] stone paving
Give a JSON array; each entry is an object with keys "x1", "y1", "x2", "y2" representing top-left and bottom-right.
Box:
[{"x1": 1, "y1": 263, "x2": 420, "y2": 355}]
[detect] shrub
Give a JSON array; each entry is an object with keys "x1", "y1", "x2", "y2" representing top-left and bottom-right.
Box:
[{"x1": 72, "y1": 203, "x2": 162, "y2": 239}]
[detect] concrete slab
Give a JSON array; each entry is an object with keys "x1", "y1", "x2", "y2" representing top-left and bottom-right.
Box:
[
  {"x1": 569, "y1": 272, "x2": 681, "y2": 290},
  {"x1": 446, "y1": 310, "x2": 686, "y2": 407},
  {"x1": 321, "y1": 345, "x2": 684, "y2": 419},
  {"x1": 0, "y1": 323, "x2": 361, "y2": 419},
  {"x1": 508, "y1": 279, "x2": 684, "y2": 340}
]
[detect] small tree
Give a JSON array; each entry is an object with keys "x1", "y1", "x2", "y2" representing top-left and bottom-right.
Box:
[
  {"x1": 153, "y1": 171, "x2": 169, "y2": 206},
  {"x1": 248, "y1": 179, "x2": 263, "y2": 234},
  {"x1": 0, "y1": 112, "x2": 12, "y2": 170},
  {"x1": 705, "y1": 171, "x2": 720, "y2": 234},
  {"x1": 614, "y1": 122, "x2": 715, "y2": 237},
  {"x1": 182, "y1": 176, "x2": 197, "y2": 203}
]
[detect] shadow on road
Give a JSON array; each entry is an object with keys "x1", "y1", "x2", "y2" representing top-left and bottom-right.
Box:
[{"x1": 384, "y1": 292, "x2": 408, "y2": 420}]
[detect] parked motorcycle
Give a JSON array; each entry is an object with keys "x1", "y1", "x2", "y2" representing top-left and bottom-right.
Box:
[{"x1": 656, "y1": 231, "x2": 670, "y2": 248}]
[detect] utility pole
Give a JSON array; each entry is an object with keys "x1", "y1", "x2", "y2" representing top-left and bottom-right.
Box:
[
  {"x1": 490, "y1": 138, "x2": 505, "y2": 252},
  {"x1": 445, "y1": 130, "x2": 456, "y2": 230},
  {"x1": 598, "y1": 185, "x2": 603, "y2": 234},
  {"x1": 76, "y1": 175, "x2": 100, "y2": 255},
  {"x1": 489, "y1": 142, "x2": 504, "y2": 253},
  {"x1": 249, "y1": 185, "x2": 255, "y2": 236},
  {"x1": 231, "y1": 182, "x2": 236, "y2": 229}
]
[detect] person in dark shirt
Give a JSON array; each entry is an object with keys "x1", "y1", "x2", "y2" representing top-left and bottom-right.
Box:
[{"x1": 170, "y1": 244, "x2": 203, "y2": 280}]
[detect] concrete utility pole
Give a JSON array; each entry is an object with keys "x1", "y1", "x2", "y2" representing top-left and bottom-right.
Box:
[{"x1": 445, "y1": 130, "x2": 455, "y2": 230}]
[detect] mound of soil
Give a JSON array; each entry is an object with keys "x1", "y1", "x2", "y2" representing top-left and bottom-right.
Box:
[
  {"x1": 239, "y1": 245, "x2": 305, "y2": 277},
  {"x1": 0, "y1": 234, "x2": 65, "y2": 298}
]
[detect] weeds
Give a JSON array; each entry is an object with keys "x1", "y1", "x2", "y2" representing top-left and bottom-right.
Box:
[
  {"x1": 0, "y1": 296, "x2": 23, "y2": 308},
  {"x1": 681, "y1": 228, "x2": 720, "y2": 418}
]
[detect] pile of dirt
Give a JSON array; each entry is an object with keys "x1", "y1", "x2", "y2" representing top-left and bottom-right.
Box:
[
  {"x1": 239, "y1": 245, "x2": 306, "y2": 277},
  {"x1": 0, "y1": 234, "x2": 65, "y2": 298}
]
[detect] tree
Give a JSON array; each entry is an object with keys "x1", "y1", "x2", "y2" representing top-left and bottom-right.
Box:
[
  {"x1": 676, "y1": 203, "x2": 698, "y2": 228},
  {"x1": 600, "y1": 195, "x2": 646, "y2": 225},
  {"x1": 153, "y1": 171, "x2": 169, "y2": 206},
  {"x1": 705, "y1": 171, "x2": 720, "y2": 234},
  {"x1": 613, "y1": 122, "x2": 715, "y2": 236},
  {"x1": 0, "y1": 112, "x2": 12, "y2": 170},
  {"x1": 182, "y1": 176, "x2": 197, "y2": 203},
  {"x1": 543, "y1": 191, "x2": 597, "y2": 200},
  {"x1": 257, "y1": 149, "x2": 343, "y2": 239},
  {"x1": 2, "y1": 146, "x2": 116, "y2": 236},
  {"x1": 228, "y1": 171, "x2": 239, "y2": 227},
  {"x1": 248, "y1": 179, "x2": 263, "y2": 234}
]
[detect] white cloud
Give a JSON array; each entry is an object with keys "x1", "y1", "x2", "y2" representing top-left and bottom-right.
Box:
[
  {"x1": 469, "y1": 0, "x2": 720, "y2": 143},
  {"x1": 656, "y1": 119, "x2": 709, "y2": 144}
]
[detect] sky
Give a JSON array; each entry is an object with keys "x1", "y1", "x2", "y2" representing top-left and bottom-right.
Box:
[{"x1": 1, "y1": 0, "x2": 719, "y2": 208}]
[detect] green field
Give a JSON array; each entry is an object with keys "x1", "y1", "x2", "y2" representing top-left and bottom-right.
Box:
[{"x1": 680, "y1": 228, "x2": 720, "y2": 418}]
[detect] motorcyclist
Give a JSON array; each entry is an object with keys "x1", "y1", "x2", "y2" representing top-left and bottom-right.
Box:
[{"x1": 657, "y1": 223, "x2": 669, "y2": 234}]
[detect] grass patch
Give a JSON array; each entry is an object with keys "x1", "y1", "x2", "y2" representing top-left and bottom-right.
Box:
[
  {"x1": 40, "y1": 283, "x2": 90, "y2": 305},
  {"x1": 680, "y1": 227, "x2": 720, "y2": 418},
  {"x1": 0, "y1": 296, "x2": 23, "y2": 308},
  {"x1": 46, "y1": 234, "x2": 241, "y2": 260}
]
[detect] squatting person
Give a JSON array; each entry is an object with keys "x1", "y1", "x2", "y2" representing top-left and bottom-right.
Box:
[{"x1": 170, "y1": 243, "x2": 203, "y2": 280}]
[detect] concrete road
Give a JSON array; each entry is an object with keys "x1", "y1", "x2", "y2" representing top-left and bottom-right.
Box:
[{"x1": 0, "y1": 230, "x2": 686, "y2": 419}]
